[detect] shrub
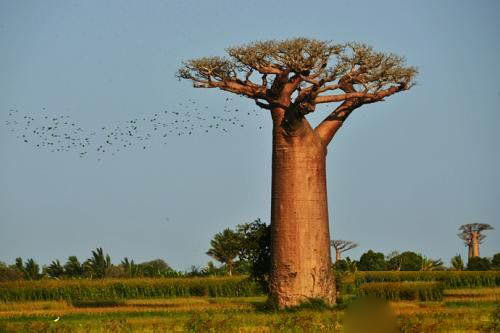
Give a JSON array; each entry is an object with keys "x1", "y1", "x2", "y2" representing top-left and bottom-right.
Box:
[
  {"x1": 387, "y1": 251, "x2": 422, "y2": 271},
  {"x1": 492, "y1": 253, "x2": 500, "y2": 270},
  {"x1": 358, "y1": 250, "x2": 387, "y2": 271},
  {"x1": 0, "y1": 262, "x2": 23, "y2": 281},
  {"x1": 467, "y1": 257, "x2": 491, "y2": 271},
  {"x1": 356, "y1": 282, "x2": 444, "y2": 301}
]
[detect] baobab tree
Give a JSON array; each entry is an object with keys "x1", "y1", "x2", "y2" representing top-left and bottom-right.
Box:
[
  {"x1": 331, "y1": 240, "x2": 358, "y2": 262},
  {"x1": 178, "y1": 38, "x2": 417, "y2": 307},
  {"x1": 458, "y1": 223, "x2": 493, "y2": 259}
]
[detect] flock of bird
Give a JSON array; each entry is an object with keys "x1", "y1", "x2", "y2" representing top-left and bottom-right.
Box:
[{"x1": 4, "y1": 97, "x2": 265, "y2": 160}]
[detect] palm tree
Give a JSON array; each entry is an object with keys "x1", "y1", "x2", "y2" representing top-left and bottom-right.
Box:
[
  {"x1": 15, "y1": 258, "x2": 41, "y2": 280},
  {"x1": 121, "y1": 257, "x2": 140, "y2": 277},
  {"x1": 64, "y1": 256, "x2": 84, "y2": 278},
  {"x1": 46, "y1": 260, "x2": 64, "y2": 278},
  {"x1": 420, "y1": 256, "x2": 443, "y2": 271},
  {"x1": 206, "y1": 228, "x2": 240, "y2": 276},
  {"x1": 450, "y1": 254, "x2": 464, "y2": 270},
  {"x1": 85, "y1": 248, "x2": 112, "y2": 278}
]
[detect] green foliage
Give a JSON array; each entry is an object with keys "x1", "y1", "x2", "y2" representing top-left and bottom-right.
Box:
[
  {"x1": 206, "y1": 228, "x2": 240, "y2": 276},
  {"x1": 355, "y1": 271, "x2": 500, "y2": 288},
  {"x1": 0, "y1": 262, "x2": 23, "y2": 281},
  {"x1": 358, "y1": 250, "x2": 387, "y2": 271},
  {"x1": 467, "y1": 257, "x2": 491, "y2": 271},
  {"x1": 334, "y1": 257, "x2": 357, "y2": 273},
  {"x1": 356, "y1": 282, "x2": 444, "y2": 301},
  {"x1": 387, "y1": 251, "x2": 422, "y2": 271},
  {"x1": 0, "y1": 276, "x2": 263, "y2": 302},
  {"x1": 64, "y1": 256, "x2": 84, "y2": 278},
  {"x1": 14, "y1": 258, "x2": 41, "y2": 280},
  {"x1": 420, "y1": 256, "x2": 444, "y2": 271},
  {"x1": 451, "y1": 254, "x2": 465, "y2": 270},
  {"x1": 235, "y1": 219, "x2": 271, "y2": 289},
  {"x1": 84, "y1": 248, "x2": 112, "y2": 279},
  {"x1": 138, "y1": 259, "x2": 178, "y2": 278},
  {"x1": 491, "y1": 253, "x2": 500, "y2": 270},
  {"x1": 45, "y1": 259, "x2": 64, "y2": 278}
]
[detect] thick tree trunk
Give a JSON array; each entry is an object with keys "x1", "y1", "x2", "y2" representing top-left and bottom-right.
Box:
[
  {"x1": 269, "y1": 109, "x2": 335, "y2": 308},
  {"x1": 471, "y1": 232, "x2": 480, "y2": 258}
]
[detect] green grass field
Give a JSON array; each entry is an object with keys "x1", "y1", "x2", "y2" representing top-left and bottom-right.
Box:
[{"x1": 1, "y1": 275, "x2": 499, "y2": 332}]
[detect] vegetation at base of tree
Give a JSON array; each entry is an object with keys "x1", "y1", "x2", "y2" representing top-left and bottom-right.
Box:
[
  {"x1": 354, "y1": 271, "x2": 500, "y2": 288},
  {"x1": 356, "y1": 282, "x2": 444, "y2": 301},
  {"x1": 0, "y1": 276, "x2": 263, "y2": 302},
  {"x1": 467, "y1": 257, "x2": 492, "y2": 271}
]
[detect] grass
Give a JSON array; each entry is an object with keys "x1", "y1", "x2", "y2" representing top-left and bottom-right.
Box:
[
  {"x1": 0, "y1": 276, "x2": 263, "y2": 302},
  {"x1": 354, "y1": 271, "x2": 500, "y2": 288},
  {"x1": 356, "y1": 281, "x2": 444, "y2": 301},
  {"x1": 0, "y1": 278, "x2": 499, "y2": 332}
]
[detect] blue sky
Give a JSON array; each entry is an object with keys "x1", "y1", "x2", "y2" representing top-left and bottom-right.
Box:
[{"x1": 1, "y1": 0, "x2": 499, "y2": 270}]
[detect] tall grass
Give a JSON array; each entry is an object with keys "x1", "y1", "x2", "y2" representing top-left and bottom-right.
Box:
[
  {"x1": 355, "y1": 271, "x2": 500, "y2": 288},
  {"x1": 356, "y1": 282, "x2": 444, "y2": 301},
  {"x1": 0, "y1": 276, "x2": 263, "y2": 302}
]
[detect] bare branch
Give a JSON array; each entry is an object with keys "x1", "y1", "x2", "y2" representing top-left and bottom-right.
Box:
[
  {"x1": 177, "y1": 38, "x2": 417, "y2": 124},
  {"x1": 331, "y1": 240, "x2": 358, "y2": 253}
]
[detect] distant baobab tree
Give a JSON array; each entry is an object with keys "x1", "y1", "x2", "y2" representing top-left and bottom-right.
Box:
[
  {"x1": 458, "y1": 223, "x2": 493, "y2": 259},
  {"x1": 331, "y1": 240, "x2": 358, "y2": 262},
  {"x1": 178, "y1": 38, "x2": 417, "y2": 307}
]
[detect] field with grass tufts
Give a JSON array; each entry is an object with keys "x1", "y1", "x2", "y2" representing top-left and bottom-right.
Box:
[{"x1": 1, "y1": 275, "x2": 499, "y2": 332}]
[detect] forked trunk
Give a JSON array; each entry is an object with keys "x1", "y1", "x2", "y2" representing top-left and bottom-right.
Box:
[{"x1": 269, "y1": 110, "x2": 335, "y2": 308}]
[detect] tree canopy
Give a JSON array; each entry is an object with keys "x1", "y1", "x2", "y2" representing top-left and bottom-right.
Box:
[
  {"x1": 458, "y1": 223, "x2": 494, "y2": 245},
  {"x1": 206, "y1": 228, "x2": 241, "y2": 276},
  {"x1": 178, "y1": 38, "x2": 417, "y2": 141},
  {"x1": 331, "y1": 240, "x2": 358, "y2": 254}
]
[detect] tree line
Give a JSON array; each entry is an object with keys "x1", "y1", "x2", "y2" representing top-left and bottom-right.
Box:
[{"x1": 1, "y1": 220, "x2": 497, "y2": 283}]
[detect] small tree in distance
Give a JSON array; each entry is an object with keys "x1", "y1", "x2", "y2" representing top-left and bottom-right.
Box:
[
  {"x1": 331, "y1": 240, "x2": 358, "y2": 262},
  {"x1": 450, "y1": 254, "x2": 464, "y2": 271},
  {"x1": 358, "y1": 250, "x2": 387, "y2": 271},
  {"x1": 206, "y1": 228, "x2": 240, "y2": 276},
  {"x1": 46, "y1": 260, "x2": 64, "y2": 278},
  {"x1": 458, "y1": 223, "x2": 493, "y2": 259}
]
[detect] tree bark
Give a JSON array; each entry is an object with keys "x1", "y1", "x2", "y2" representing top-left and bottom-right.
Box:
[
  {"x1": 335, "y1": 249, "x2": 341, "y2": 262},
  {"x1": 471, "y1": 232, "x2": 480, "y2": 258},
  {"x1": 269, "y1": 108, "x2": 335, "y2": 308}
]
